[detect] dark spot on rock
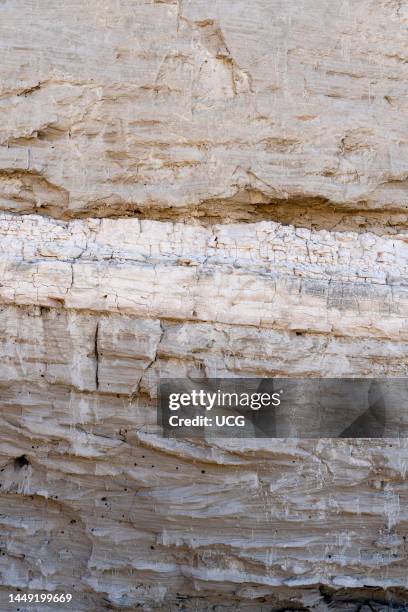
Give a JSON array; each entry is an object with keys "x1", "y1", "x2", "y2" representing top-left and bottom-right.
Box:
[{"x1": 14, "y1": 455, "x2": 29, "y2": 470}]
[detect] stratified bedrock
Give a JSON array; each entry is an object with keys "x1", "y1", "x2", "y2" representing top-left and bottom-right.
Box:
[{"x1": 0, "y1": 1, "x2": 407, "y2": 610}]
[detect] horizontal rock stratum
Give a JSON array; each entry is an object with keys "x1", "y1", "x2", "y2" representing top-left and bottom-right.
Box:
[
  {"x1": 0, "y1": 0, "x2": 408, "y2": 221},
  {"x1": 0, "y1": 1, "x2": 407, "y2": 611}
]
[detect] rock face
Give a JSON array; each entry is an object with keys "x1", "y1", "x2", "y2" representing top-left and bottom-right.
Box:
[{"x1": 0, "y1": 1, "x2": 408, "y2": 610}]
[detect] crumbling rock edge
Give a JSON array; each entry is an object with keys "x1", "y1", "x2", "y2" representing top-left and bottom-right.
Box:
[{"x1": 1, "y1": 180, "x2": 408, "y2": 235}]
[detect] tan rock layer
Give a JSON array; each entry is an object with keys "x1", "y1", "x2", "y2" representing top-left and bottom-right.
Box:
[{"x1": 0, "y1": 1, "x2": 408, "y2": 218}]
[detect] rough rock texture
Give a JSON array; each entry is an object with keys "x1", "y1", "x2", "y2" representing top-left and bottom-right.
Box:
[{"x1": 0, "y1": 1, "x2": 408, "y2": 610}]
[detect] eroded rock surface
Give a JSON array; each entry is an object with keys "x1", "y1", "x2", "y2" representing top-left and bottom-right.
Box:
[
  {"x1": 1, "y1": 0, "x2": 408, "y2": 221},
  {"x1": 0, "y1": 1, "x2": 408, "y2": 611}
]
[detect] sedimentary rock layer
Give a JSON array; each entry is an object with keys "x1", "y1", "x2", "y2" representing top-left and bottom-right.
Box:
[
  {"x1": 1, "y1": 300, "x2": 408, "y2": 611},
  {"x1": 1, "y1": 213, "x2": 408, "y2": 342},
  {"x1": 0, "y1": 0, "x2": 408, "y2": 220},
  {"x1": 0, "y1": 214, "x2": 408, "y2": 610}
]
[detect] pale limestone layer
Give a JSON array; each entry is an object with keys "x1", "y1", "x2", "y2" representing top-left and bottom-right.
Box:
[
  {"x1": 0, "y1": 1, "x2": 407, "y2": 218},
  {"x1": 0, "y1": 216, "x2": 408, "y2": 610},
  {"x1": 0, "y1": 214, "x2": 408, "y2": 343},
  {"x1": 1, "y1": 304, "x2": 408, "y2": 612}
]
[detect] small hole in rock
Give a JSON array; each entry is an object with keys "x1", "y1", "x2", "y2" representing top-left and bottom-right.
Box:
[{"x1": 14, "y1": 455, "x2": 29, "y2": 470}]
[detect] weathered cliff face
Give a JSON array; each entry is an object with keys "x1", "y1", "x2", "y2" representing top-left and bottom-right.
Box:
[{"x1": 0, "y1": 1, "x2": 408, "y2": 610}]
